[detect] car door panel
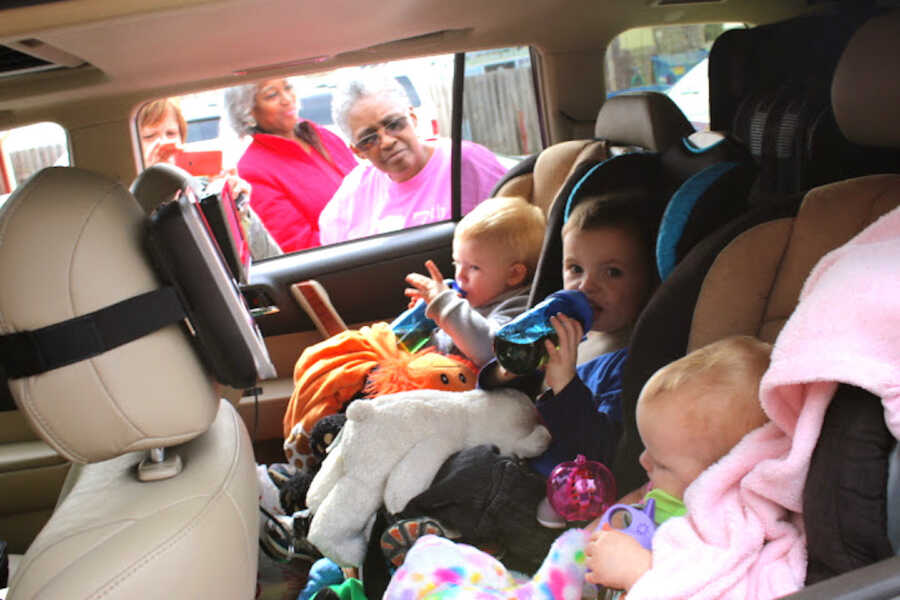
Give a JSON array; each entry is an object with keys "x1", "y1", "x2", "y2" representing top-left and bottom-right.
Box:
[
  {"x1": 238, "y1": 222, "x2": 456, "y2": 457},
  {"x1": 248, "y1": 222, "x2": 456, "y2": 338},
  {"x1": 0, "y1": 409, "x2": 69, "y2": 554}
]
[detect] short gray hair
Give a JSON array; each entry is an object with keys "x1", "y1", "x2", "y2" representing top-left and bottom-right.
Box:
[
  {"x1": 331, "y1": 71, "x2": 410, "y2": 139},
  {"x1": 224, "y1": 84, "x2": 259, "y2": 137}
]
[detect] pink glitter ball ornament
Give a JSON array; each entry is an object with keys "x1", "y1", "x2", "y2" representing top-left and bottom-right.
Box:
[{"x1": 546, "y1": 454, "x2": 617, "y2": 522}]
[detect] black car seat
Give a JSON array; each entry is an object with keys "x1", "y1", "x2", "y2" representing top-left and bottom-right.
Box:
[
  {"x1": 616, "y1": 6, "x2": 900, "y2": 494},
  {"x1": 492, "y1": 91, "x2": 694, "y2": 217},
  {"x1": 0, "y1": 167, "x2": 262, "y2": 600},
  {"x1": 616, "y1": 10, "x2": 900, "y2": 596},
  {"x1": 710, "y1": 8, "x2": 900, "y2": 201},
  {"x1": 528, "y1": 129, "x2": 757, "y2": 306}
]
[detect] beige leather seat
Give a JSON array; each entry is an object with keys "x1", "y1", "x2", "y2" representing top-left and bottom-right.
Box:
[
  {"x1": 0, "y1": 167, "x2": 258, "y2": 599},
  {"x1": 494, "y1": 91, "x2": 694, "y2": 216}
]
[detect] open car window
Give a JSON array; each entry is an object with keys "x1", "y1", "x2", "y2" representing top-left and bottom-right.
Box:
[
  {"x1": 134, "y1": 47, "x2": 540, "y2": 257},
  {"x1": 0, "y1": 122, "x2": 69, "y2": 209}
]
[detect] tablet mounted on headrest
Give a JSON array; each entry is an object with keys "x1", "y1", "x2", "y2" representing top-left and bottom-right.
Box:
[
  {"x1": 0, "y1": 184, "x2": 275, "y2": 390},
  {"x1": 146, "y1": 188, "x2": 275, "y2": 388}
]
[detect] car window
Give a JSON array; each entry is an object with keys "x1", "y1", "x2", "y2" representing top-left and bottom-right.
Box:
[
  {"x1": 605, "y1": 23, "x2": 748, "y2": 131},
  {"x1": 133, "y1": 47, "x2": 538, "y2": 256},
  {"x1": 0, "y1": 122, "x2": 69, "y2": 209},
  {"x1": 463, "y1": 46, "x2": 541, "y2": 168}
]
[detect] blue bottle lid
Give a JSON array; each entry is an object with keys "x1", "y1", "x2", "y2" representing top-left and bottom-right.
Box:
[{"x1": 495, "y1": 289, "x2": 593, "y2": 344}]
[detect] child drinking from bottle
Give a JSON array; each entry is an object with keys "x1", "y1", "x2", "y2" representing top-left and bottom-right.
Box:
[{"x1": 384, "y1": 187, "x2": 660, "y2": 572}]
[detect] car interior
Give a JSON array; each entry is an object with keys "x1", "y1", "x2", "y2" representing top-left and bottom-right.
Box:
[{"x1": 1, "y1": 0, "x2": 899, "y2": 599}]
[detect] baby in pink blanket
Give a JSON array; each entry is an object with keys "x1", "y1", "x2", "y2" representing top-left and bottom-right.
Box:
[
  {"x1": 385, "y1": 335, "x2": 773, "y2": 599},
  {"x1": 585, "y1": 335, "x2": 772, "y2": 594}
]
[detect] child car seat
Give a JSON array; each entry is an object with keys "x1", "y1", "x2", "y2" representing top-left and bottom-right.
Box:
[
  {"x1": 617, "y1": 7, "x2": 900, "y2": 494},
  {"x1": 618, "y1": 11, "x2": 900, "y2": 597},
  {"x1": 492, "y1": 91, "x2": 694, "y2": 217},
  {"x1": 710, "y1": 8, "x2": 900, "y2": 201},
  {"x1": 528, "y1": 129, "x2": 756, "y2": 306}
]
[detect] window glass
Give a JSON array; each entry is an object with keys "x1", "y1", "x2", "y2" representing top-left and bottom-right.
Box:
[
  {"x1": 605, "y1": 23, "x2": 747, "y2": 131},
  {"x1": 463, "y1": 47, "x2": 541, "y2": 167},
  {"x1": 0, "y1": 122, "x2": 69, "y2": 208},
  {"x1": 134, "y1": 47, "x2": 536, "y2": 256}
]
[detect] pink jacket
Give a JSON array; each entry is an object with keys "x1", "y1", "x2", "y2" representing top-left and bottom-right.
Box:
[
  {"x1": 630, "y1": 193, "x2": 900, "y2": 599},
  {"x1": 237, "y1": 124, "x2": 356, "y2": 252}
]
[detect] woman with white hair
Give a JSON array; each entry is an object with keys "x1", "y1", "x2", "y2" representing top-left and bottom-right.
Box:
[
  {"x1": 225, "y1": 79, "x2": 357, "y2": 252},
  {"x1": 318, "y1": 72, "x2": 507, "y2": 245}
]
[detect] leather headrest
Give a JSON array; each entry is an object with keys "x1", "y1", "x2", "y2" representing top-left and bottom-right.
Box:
[
  {"x1": 130, "y1": 162, "x2": 203, "y2": 214},
  {"x1": 0, "y1": 167, "x2": 218, "y2": 464},
  {"x1": 832, "y1": 10, "x2": 900, "y2": 147},
  {"x1": 595, "y1": 92, "x2": 694, "y2": 152}
]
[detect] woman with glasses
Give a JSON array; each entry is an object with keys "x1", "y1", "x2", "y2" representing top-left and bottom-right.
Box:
[
  {"x1": 318, "y1": 72, "x2": 506, "y2": 245},
  {"x1": 225, "y1": 79, "x2": 358, "y2": 252}
]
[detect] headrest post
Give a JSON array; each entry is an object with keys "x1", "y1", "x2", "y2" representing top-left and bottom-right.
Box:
[{"x1": 138, "y1": 447, "x2": 183, "y2": 481}]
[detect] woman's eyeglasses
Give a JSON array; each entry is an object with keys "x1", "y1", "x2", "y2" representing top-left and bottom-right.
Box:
[{"x1": 353, "y1": 115, "x2": 409, "y2": 151}]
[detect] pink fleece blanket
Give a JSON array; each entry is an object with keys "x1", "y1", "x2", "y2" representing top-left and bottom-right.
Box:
[{"x1": 629, "y1": 203, "x2": 900, "y2": 600}]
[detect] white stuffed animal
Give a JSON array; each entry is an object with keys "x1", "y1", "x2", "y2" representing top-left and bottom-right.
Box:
[{"x1": 305, "y1": 387, "x2": 551, "y2": 566}]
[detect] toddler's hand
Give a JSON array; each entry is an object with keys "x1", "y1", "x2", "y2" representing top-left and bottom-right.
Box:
[
  {"x1": 585, "y1": 525, "x2": 652, "y2": 591},
  {"x1": 404, "y1": 259, "x2": 450, "y2": 306},
  {"x1": 543, "y1": 313, "x2": 582, "y2": 394}
]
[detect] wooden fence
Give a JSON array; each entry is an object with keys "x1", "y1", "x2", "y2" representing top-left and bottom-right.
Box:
[
  {"x1": 421, "y1": 67, "x2": 542, "y2": 157},
  {"x1": 9, "y1": 144, "x2": 66, "y2": 188}
]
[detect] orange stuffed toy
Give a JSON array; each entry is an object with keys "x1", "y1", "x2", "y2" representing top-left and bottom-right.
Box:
[{"x1": 282, "y1": 322, "x2": 477, "y2": 474}]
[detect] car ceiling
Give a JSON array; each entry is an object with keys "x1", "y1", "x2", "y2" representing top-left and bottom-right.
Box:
[{"x1": 0, "y1": 0, "x2": 816, "y2": 121}]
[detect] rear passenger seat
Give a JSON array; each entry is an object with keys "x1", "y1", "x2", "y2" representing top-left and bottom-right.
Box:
[{"x1": 492, "y1": 91, "x2": 694, "y2": 217}]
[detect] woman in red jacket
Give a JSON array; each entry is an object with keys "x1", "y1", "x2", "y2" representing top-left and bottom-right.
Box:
[{"x1": 225, "y1": 79, "x2": 357, "y2": 252}]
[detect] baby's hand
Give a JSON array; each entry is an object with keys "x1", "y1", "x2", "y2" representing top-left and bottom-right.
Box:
[
  {"x1": 404, "y1": 259, "x2": 450, "y2": 306},
  {"x1": 543, "y1": 313, "x2": 582, "y2": 394},
  {"x1": 584, "y1": 525, "x2": 652, "y2": 591}
]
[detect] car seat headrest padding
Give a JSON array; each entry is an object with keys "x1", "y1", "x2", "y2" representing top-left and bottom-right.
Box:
[
  {"x1": 130, "y1": 162, "x2": 204, "y2": 214},
  {"x1": 0, "y1": 286, "x2": 184, "y2": 378},
  {"x1": 595, "y1": 92, "x2": 694, "y2": 152},
  {"x1": 490, "y1": 152, "x2": 537, "y2": 200},
  {"x1": 831, "y1": 10, "x2": 900, "y2": 148},
  {"x1": 689, "y1": 174, "x2": 900, "y2": 352},
  {"x1": 563, "y1": 153, "x2": 662, "y2": 222},
  {"x1": 656, "y1": 162, "x2": 741, "y2": 280},
  {"x1": 0, "y1": 167, "x2": 220, "y2": 464}
]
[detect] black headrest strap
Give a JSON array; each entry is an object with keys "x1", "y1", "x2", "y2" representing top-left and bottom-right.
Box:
[{"x1": 0, "y1": 286, "x2": 186, "y2": 379}]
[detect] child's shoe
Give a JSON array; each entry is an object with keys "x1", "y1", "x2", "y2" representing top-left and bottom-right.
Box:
[
  {"x1": 380, "y1": 517, "x2": 448, "y2": 568},
  {"x1": 536, "y1": 497, "x2": 567, "y2": 529},
  {"x1": 266, "y1": 462, "x2": 297, "y2": 488},
  {"x1": 261, "y1": 509, "x2": 322, "y2": 563}
]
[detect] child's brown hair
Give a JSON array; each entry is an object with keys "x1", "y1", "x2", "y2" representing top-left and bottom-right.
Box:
[{"x1": 562, "y1": 188, "x2": 660, "y2": 288}]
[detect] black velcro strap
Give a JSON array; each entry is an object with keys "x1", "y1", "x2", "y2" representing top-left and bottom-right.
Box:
[{"x1": 0, "y1": 286, "x2": 186, "y2": 378}]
